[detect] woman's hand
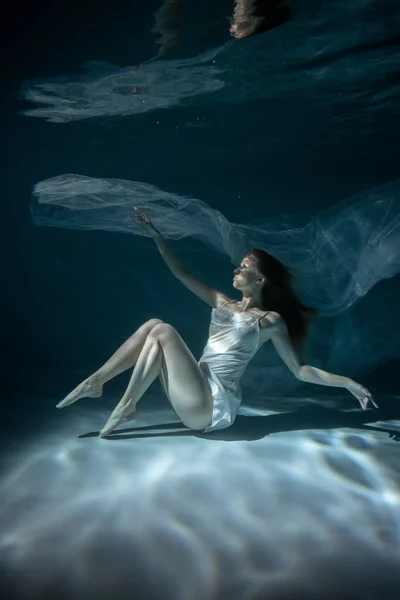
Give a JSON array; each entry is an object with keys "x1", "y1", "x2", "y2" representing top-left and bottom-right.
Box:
[
  {"x1": 131, "y1": 207, "x2": 162, "y2": 240},
  {"x1": 347, "y1": 379, "x2": 379, "y2": 410}
]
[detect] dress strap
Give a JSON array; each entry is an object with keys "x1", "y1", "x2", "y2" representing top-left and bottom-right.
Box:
[
  {"x1": 258, "y1": 311, "x2": 270, "y2": 321},
  {"x1": 219, "y1": 300, "x2": 236, "y2": 309},
  {"x1": 219, "y1": 300, "x2": 269, "y2": 320}
]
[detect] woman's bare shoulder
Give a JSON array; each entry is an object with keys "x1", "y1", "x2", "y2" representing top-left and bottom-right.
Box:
[
  {"x1": 259, "y1": 311, "x2": 281, "y2": 326},
  {"x1": 259, "y1": 312, "x2": 282, "y2": 342}
]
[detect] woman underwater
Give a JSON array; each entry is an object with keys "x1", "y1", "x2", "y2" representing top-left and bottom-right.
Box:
[{"x1": 57, "y1": 208, "x2": 378, "y2": 437}]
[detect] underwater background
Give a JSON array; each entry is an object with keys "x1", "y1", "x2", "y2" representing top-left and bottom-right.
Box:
[{"x1": 2, "y1": 1, "x2": 400, "y2": 599}]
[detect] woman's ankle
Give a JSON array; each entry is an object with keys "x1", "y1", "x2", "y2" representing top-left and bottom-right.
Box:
[{"x1": 88, "y1": 373, "x2": 103, "y2": 389}]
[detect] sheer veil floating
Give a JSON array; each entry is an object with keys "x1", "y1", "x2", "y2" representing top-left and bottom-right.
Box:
[{"x1": 32, "y1": 174, "x2": 400, "y2": 407}]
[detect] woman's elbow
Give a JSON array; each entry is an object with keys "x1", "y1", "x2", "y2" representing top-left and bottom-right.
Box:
[{"x1": 295, "y1": 364, "x2": 309, "y2": 381}]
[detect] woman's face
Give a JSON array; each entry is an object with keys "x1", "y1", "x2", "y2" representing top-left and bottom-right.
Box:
[{"x1": 233, "y1": 255, "x2": 263, "y2": 290}]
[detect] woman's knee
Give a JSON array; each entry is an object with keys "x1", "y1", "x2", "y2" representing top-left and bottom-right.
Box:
[
  {"x1": 129, "y1": 319, "x2": 164, "y2": 343},
  {"x1": 137, "y1": 318, "x2": 164, "y2": 337},
  {"x1": 148, "y1": 322, "x2": 176, "y2": 342},
  {"x1": 144, "y1": 318, "x2": 164, "y2": 330}
]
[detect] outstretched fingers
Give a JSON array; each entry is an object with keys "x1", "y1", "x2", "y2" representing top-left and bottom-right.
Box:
[
  {"x1": 366, "y1": 393, "x2": 379, "y2": 409},
  {"x1": 348, "y1": 380, "x2": 378, "y2": 410},
  {"x1": 359, "y1": 391, "x2": 379, "y2": 410}
]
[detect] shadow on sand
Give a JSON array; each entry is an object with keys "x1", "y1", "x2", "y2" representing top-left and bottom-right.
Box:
[{"x1": 80, "y1": 399, "x2": 400, "y2": 443}]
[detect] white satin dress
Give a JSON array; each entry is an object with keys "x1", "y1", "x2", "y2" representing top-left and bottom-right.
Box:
[{"x1": 199, "y1": 301, "x2": 268, "y2": 432}]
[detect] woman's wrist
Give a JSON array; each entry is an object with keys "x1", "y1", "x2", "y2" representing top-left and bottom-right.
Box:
[{"x1": 152, "y1": 230, "x2": 164, "y2": 243}]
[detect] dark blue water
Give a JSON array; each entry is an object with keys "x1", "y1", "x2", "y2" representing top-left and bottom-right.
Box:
[{"x1": 2, "y1": 1, "x2": 400, "y2": 599}]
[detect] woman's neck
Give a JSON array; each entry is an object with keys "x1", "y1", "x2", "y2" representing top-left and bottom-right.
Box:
[{"x1": 239, "y1": 296, "x2": 262, "y2": 312}]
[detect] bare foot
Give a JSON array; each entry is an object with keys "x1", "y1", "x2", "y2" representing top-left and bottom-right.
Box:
[
  {"x1": 122, "y1": 406, "x2": 137, "y2": 423},
  {"x1": 99, "y1": 410, "x2": 123, "y2": 437},
  {"x1": 99, "y1": 402, "x2": 136, "y2": 437},
  {"x1": 56, "y1": 378, "x2": 103, "y2": 409}
]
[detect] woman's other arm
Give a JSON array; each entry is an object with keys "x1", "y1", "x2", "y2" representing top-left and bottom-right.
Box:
[{"x1": 264, "y1": 312, "x2": 378, "y2": 410}]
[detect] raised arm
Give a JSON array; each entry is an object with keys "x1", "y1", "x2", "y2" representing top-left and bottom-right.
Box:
[
  {"x1": 265, "y1": 312, "x2": 378, "y2": 410},
  {"x1": 132, "y1": 208, "x2": 230, "y2": 308}
]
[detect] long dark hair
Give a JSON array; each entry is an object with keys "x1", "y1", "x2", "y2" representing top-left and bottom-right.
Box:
[{"x1": 248, "y1": 248, "x2": 316, "y2": 345}]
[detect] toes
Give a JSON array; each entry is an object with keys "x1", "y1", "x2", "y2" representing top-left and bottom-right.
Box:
[
  {"x1": 371, "y1": 396, "x2": 379, "y2": 409},
  {"x1": 56, "y1": 394, "x2": 81, "y2": 409},
  {"x1": 100, "y1": 412, "x2": 123, "y2": 437},
  {"x1": 56, "y1": 396, "x2": 74, "y2": 409},
  {"x1": 100, "y1": 423, "x2": 114, "y2": 437},
  {"x1": 99, "y1": 424, "x2": 113, "y2": 438},
  {"x1": 56, "y1": 387, "x2": 85, "y2": 409},
  {"x1": 56, "y1": 380, "x2": 103, "y2": 409}
]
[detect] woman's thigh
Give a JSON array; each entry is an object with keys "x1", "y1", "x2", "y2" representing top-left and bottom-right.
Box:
[{"x1": 151, "y1": 324, "x2": 213, "y2": 430}]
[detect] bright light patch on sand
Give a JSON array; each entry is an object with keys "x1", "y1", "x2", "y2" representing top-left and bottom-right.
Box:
[{"x1": 1, "y1": 403, "x2": 400, "y2": 599}]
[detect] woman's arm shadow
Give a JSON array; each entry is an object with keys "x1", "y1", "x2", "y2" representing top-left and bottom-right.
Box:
[{"x1": 80, "y1": 399, "x2": 400, "y2": 442}]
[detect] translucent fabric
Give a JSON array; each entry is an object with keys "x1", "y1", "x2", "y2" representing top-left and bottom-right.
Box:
[{"x1": 32, "y1": 174, "x2": 400, "y2": 317}]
